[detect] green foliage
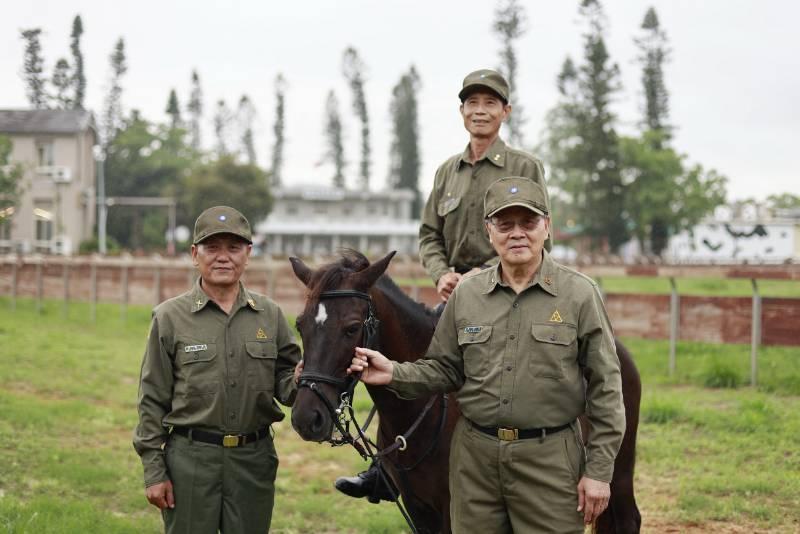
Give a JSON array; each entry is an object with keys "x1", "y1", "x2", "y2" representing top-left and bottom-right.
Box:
[
  {"x1": 702, "y1": 358, "x2": 741, "y2": 389},
  {"x1": 165, "y1": 88, "x2": 181, "y2": 129},
  {"x1": 178, "y1": 156, "x2": 272, "y2": 229},
  {"x1": 70, "y1": 15, "x2": 85, "y2": 110},
  {"x1": 101, "y1": 38, "x2": 127, "y2": 147},
  {"x1": 323, "y1": 90, "x2": 346, "y2": 188},
  {"x1": 20, "y1": 28, "x2": 48, "y2": 109},
  {"x1": 765, "y1": 192, "x2": 800, "y2": 210},
  {"x1": 342, "y1": 47, "x2": 371, "y2": 189},
  {"x1": 51, "y1": 58, "x2": 73, "y2": 109},
  {"x1": 187, "y1": 70, "x2": 203, "y2": 150},
  {"x1": 388, "y1": 66, "x2": 422, "y2": 217},
  {"x1": 237, "y1": 95, "x2": 257, "y2": 165},
  {"x1": 271, "y1": 73, "x2": 287, "y2": 187},
  {"x1": 635, "y1": 7, "x2": 671, "y2": 135},
  {"x1": 0, "y1": 136, "x2": 24, "y2": 220},
  {"x1": 642, "y1": 397, "x2": 684, "y2": 424},
  {"x1": 78, "y1": 235, "x2": 121, "y2": 255},
  {"x1": 213, "y1": 99, "x2": 232, "y2": 156},
  {"x1": 493, "y1": 0, "x2": 527, "y2": 145}
]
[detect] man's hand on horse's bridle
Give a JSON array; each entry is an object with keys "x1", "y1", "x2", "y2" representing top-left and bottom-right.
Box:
[{"x1": 348, "y1": 347, "x2": 393, "y2": 385}]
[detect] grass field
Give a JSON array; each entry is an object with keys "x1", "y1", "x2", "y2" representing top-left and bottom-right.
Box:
[{"x1": 0, "y1": 297, "x2": 798, "y2": 533}]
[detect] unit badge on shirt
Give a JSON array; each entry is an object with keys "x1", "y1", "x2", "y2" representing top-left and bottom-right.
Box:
[
  {"x1": 256, "y1": 328, "x2": 268, "y2": 339},
  {"x1": 464, "y1": 326, "x2": 482, "y2": 334},
  {"x1": 184, "y1": 344, "x2": 208, "y2": 353},
  {"x1": 549, "y1": 310, "x2": 563, "y2": 323}
]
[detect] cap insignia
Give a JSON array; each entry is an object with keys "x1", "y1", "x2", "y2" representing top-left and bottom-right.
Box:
[
  {"x1": 510, "y1": 186, "x2": 518, "y2": 194},
  {"x1": 218, "y1": 215, "x2": 227, "y2": 221}
]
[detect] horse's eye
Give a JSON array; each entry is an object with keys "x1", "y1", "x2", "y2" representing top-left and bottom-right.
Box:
[{"x1": 344, "y1": 324, "x2": 360, "y2": 337}]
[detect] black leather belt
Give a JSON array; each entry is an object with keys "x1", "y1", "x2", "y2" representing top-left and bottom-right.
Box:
[
  {"x1": 172, "y1": 426, "x2": 269, "y2": 447},
  {"x1": 470, "y1": 421, "x2": 571, "y2": 441}
]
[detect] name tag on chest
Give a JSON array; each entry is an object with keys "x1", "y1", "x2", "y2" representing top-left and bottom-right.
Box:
[{"x1": 184, "y1": 344, "x2": 208, "y2": 353}]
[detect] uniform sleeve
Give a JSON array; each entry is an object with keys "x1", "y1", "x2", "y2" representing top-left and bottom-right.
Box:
[
  {"x1": 578, "y1": 285, "x2": 625, "y2": 483},
  {"x1": 132, "y1": 314, "x2": 174, "y2": 488},
  {"x1": 418, "y1": 163, "x2": 453, "y2": 284},
  {"x1": 273, "y1": 309, "x2": 301, "y2": 406},
  {"x1": 388, "y1": 287, "x2": 465, "y2": 398}
]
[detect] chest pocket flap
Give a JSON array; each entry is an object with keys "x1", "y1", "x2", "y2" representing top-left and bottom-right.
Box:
[
  {"x1": 246, "y1": 340, "x2": 277, "y2": 360},
  {"x1": 457, "y1": 325, "x2": 492, "y2": 345},
  {"x1": 532, "y1": 323, "x2": 577, "y2": 346},
  {"x1": 437, "y1": 196, "x2": 461, "y2": 217}
]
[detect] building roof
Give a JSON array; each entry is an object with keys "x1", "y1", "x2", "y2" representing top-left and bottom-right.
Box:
[{"x1": 0, "y1": 109, "x2": 95, "y2": 135}]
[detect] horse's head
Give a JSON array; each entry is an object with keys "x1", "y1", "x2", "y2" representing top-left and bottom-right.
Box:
[{"x1": 289, "y1": 250, "x2": 396, "y2": 442}]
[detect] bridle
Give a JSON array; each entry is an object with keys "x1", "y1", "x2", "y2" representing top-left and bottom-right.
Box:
[{"x1": 295, "y1": 287, "x2": 446, "y2": 534}]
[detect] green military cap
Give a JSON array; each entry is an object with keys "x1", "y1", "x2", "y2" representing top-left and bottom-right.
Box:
[
  {"x1": 484, "y1": 176, "x2": 549, "y2": 219},
  {"x1": 193, "y1": 206, "x2": 252, "y2": 244},
  {"x1": 458, "y1": 69, "x2": 510, "y2": 103}
]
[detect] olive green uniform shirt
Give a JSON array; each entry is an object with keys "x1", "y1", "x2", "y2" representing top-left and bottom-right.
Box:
[
  {"x1": 389, "y1": 251, "x2": 625, "y2": 482},
  {"x1": 133, "y1": 279, "x2": 300, "y2": 487},
  {"x1": 418, "y1": 137, "x2": 551, "y2": 283}
]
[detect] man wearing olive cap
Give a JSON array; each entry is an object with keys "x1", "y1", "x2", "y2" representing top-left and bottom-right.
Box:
[
  {"x1": 348, "y1": 177, "x2": 625, "y2": 533},
  {"x1": 335, "y1": 68, "x2": 554, "y2": 503},
  {"x1": 133, "y1": 206, "x2": 301, "y2": 534}
]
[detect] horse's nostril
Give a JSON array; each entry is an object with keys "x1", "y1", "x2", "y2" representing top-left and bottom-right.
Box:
[{"x1": 311, "y1": 410, "x2": 324, "y2": 434}]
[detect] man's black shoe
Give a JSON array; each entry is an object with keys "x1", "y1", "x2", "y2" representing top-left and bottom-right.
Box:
[{"x1": 334, "y1": 463, "x2": 398, "y2": 503}]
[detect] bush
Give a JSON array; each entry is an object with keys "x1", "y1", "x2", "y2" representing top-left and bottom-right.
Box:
[
  {"x1": 78, "y1": 236, "x2": 121, "y2": 255},
  {"x1": 702, "y1": 358, "x2": 741, "y2": 389},
  {"x1": 642, "y1": 398, "x2": 684, "y2": 424}
]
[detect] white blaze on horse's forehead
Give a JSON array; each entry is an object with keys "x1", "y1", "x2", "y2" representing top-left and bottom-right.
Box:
[{"x1": 315, "y1": 303, "x2": 328, "y2": 325}]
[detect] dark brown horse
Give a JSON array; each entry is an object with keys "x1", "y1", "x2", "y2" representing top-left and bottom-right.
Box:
[{"x1": 290, "y1": 251, "x2": 641, "y2": 534}]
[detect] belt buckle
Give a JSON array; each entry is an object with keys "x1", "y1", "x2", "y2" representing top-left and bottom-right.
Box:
[
  {"x1": 497, "y1": 427, "x2": 518, "y2": 441},
  {"x1": 222, "y1": 434, "x2": 240, "y2": 447}
]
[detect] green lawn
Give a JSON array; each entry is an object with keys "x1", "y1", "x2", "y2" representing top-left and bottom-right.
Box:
[{"x1": 0, "y1": 297, "x2": 798, "y2": 532}]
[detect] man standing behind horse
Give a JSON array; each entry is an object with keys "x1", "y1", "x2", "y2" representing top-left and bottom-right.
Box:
[
  {"x1": 348, "y1": 177, "x2": 625, "y2": 532},
  {"x1": 335, "y1": 67, "x2": 553, "y2": 502},
  {"x1": 133, "y1": 206, "x2": 300, "y2": 534}
]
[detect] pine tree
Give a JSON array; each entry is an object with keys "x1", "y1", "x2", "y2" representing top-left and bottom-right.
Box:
[
  {"x1": 70, "y1": 15, "x2": 85, "y2": 109},
  {"x1": 271, "y1": 73, "x2": 287, "y2": 187},
  {"x1": 52, "y1": 58, "x2": 73, "y2": 109},
  {"x1": 101, "y1": 38, "x2": 127, "y2": 148},
  {"x1": 213, "y1": 99, "x2": 232, "y2": 156},
  {"x1": 388, "y1": 66, "x2": 422, "y2": 218},
  {"x1": 166, "y1": 89, "x2": 181, "y2": 129},
  {"x1": 636, "y1": 7, "x2": 671, "y2": 139},
  {"x1": 493, "y1": 0, "x2": 527, "y2": 146},
  {"x1": 323, "y1": 90, "x2": 346, "y2": 189},
  {"x1": 20, "y1": 28, "x2": 48, "y2": 109},
  {"x1": 237, "y1": 95, "x2": 257, "y2": 165},
  {"x1": 187, "y1": 70, "x2": 203, "y2": 150},
  {"x1": 342, "y1": 47, "x2": 371, "y2": 189}
]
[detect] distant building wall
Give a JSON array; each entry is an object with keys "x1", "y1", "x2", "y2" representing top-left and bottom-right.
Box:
[{"x1": 667, "y1": 220, "x2": 798, "y2": 263}]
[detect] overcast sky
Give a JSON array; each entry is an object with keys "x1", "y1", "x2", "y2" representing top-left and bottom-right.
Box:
[{"x1": 2, "y1": 0, "x2": 798, "y2": 202}]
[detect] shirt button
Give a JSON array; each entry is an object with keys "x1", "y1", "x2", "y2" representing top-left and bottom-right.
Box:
[
  {"x1": 230, "y1": 412, "x2": 236, "y2": 419},
  {"x1": 513, "y1": 302, "x2": 519, "y2": 308},
  {"x1": 229, "y1": 351, "x2": 234, "y2": 358},
  {"x1": 230, "y1": 380, "x2": 237, "y2": 387},
  {"x1": 502, "y1": 399, "x2": 509, "y2": 405},
  {"x1": 510, "y1": 335, "x2": 515, "y2": 340},
  {"x1": 193, "y1": 354, "x2": 199, "y2": 360},
  {"x1": 506, "y1": 365, "x2": 512, "y2": 371},
  {"x1": 550, "y1": 334, "x2": 557, "y2": 341}
]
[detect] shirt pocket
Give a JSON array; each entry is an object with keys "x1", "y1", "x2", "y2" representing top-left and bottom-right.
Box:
[
  {"x1": 177, "y1": 340, "x2": 218, "y2": 395},
  {"x1": 457, "y1": 325, "x2": 492, "y2": 378},
  {"x1": 530, "y1": 323, "x2": 577, "y2": 379},
  {"x1": 246, "y1": 340, "x2": 278, "y2": 392},
  {"x1": 437, "y1": 196, "x2": 461, "y2": 217}
]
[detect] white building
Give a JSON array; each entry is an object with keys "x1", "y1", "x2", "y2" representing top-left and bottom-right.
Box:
[{"x1": 256, "y1": 186, "x2": 420, "y2": 256}]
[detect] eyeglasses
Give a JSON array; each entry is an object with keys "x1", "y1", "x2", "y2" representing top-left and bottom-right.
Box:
[{"x1": 488, "y1": 215, "x2": 542, "y2": 233}]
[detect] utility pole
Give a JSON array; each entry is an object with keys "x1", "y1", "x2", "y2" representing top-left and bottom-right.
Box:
[{"x1": 95, "y1": 147, "x2": 107, "y2": 255}]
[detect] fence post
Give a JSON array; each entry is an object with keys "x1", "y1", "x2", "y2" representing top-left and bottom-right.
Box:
[
  {"x1": 121, "y1": 261, "x2": 129, "y2": 323},
  {"x1": 90, "y1": 258, "x2": 98, "y2": 323},
  {"x1": 668, "y1": 277, "x2": 679, "y2": 377},
  {"x1": 154, "y1": 262, "x2": 162, "y2": 306},
  {"x1": 62, "y1": 259, "x2": 70, "y2": 319},
  {"x1": 10, "y1": 259, "x2": 18, "y2": 311},
  {"x1": 35, "y1": 258, "x2": 43, "y2": 315},
  {"x1": 750, "y1": 279, "x2": 761, "y2": 387}
]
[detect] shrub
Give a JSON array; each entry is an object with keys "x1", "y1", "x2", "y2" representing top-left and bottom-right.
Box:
[{"x1": 702, "y1": 358, "x2": 741, "y2": 389}]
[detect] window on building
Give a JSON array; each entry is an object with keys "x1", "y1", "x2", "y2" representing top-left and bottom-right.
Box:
[
  {"x1": 286, "y1": 204, "x2": 298, "y2": 216},
  {"x1": 36, "y1": 140, "x2": 54, "y2": 167},
  {"x1": 0, "y1": 210, "x2": 12, "y2": 240},
  {"x1": 34, "y1": 203, "x2": 54, "y2": 242}
]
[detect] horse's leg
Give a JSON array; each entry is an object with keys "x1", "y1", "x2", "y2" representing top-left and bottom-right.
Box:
[{"x1": 594, "y1": 339, "x2": 642, "y2": 534}]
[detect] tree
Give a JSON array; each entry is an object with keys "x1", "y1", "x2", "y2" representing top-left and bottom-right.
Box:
[
  {"x1": 388, "y1": 66, "x2": 422, "y2": 217},
  {"x1": 0, "y1": 135, "x2": 24, "y2": 219},
  {"x1": 271, "y1": 73, "x2": 287, "y2": 187},
  {"x1": 493, "y1": 0, "x2": 527, "y2": 146},
  {"x1": 342, "y1": 47, "x2": 371, "y2": 189},
  {"x1": 51, "y1": 58, "x2": 73, "y2": 109},
  {"x1": 178, "y1": 156, "x2": 272, "y2": 230},
  {"x1": 101, "y1": 38, "x2": 127, "y2": 148},
  {"x1": 187, "y1": 70, "x2": 203, "y2": 150},
  {"x1": 20, "y1": 28, "x2": 48, "y2": 109},
  {"x1": 765, "y1": 193, "x2": 800, "y2": 211},
  {"x1": 322, "y1": 90, "x2": 346, "y2": 188},
  {"x1": 166, "y1": 89, "x2": 181, "y2": 129},
  {"x1": 70, "y1": 15, "x2": 86, "y2": 109},
  {"x1": 213, "y1": 99, "x2": 233, "y2": 156},
  {"x1": 635, "y1": 7, "x2": 671, "y2": 138},
  {"x1": 237, "y1": 95, "x2": 257, "y2": 165}
]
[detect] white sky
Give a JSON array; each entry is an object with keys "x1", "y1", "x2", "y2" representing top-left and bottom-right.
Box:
[{"x1": 2, "y1": 0, "x2": 798, "y2": 202}]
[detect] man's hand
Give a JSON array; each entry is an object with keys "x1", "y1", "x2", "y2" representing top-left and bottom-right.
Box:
[
  {"x1": 577, "y1": 476, "x2": 610, "y2": 524},
  {"x1": 436, "y1": 272, "x2": 462, "y2": 302},
  {"x1": 293, "y1": 360, "x2": 304, "y2": 384},
  {"x1": 347, "y1": 347, "x2": 394, "y2": 385},
  {"x1": 145, "y1": 479, "x2": 175, "y2": 510}
]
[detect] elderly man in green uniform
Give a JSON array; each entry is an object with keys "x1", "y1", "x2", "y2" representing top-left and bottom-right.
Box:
[
  {"x1": 335, "y1": 68, "x2": 553, "y2": 503},
  {"x1": 133, "y1": 206, "x2": 300, "y2": 534},
  {"x1": 347, "y1": 177, "x2": 625, "y2": 532}
]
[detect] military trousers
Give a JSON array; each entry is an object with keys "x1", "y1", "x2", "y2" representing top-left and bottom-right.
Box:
[
  {"x1": 449, "y1": 417, "x2": 586, "y2": 534},
  {"x1": 162, "y1": 431, "x2": 279, "y2": 534}
]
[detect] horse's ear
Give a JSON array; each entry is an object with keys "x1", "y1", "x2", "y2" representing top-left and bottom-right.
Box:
[
  {"x1": 354, "y1": 251, "x2": 397, "y2": 289},
  {"x1": 289, "y1": 257, "x2": 313, "y2": 287}
]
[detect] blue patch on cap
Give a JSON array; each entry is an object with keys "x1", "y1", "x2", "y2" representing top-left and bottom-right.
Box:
[
  {"x1": 510, "y1": 186, "x2": 518, "y2": 194},
  {"x1": 219, "y1": 215, "x2": 227, "y2": 221},
  {"x1": 480, "y1": 74, "x2": 487, "y2": 78}
]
